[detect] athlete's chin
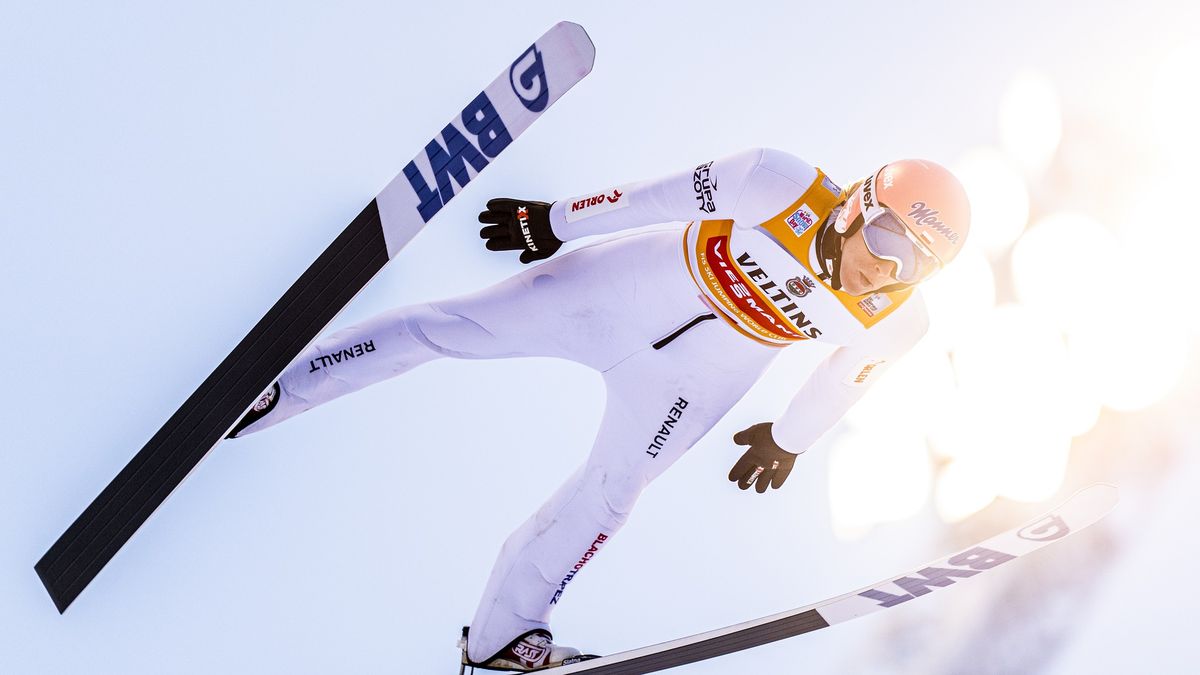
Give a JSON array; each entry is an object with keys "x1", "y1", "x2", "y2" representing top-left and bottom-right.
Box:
[{"x1": 841, "y1": 278, "x2": 866, "y2": 296}]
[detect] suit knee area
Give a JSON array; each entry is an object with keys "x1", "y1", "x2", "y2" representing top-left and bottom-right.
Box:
[
  {"x1": 401, "y1": 303, "x2": 498, "y2": 359},
  {"x1": 513, "y1": 470, "x2": 640, "y2": 540},
  {"x1": 595, "y1": 470, "x2": 643, "y2": 528}
]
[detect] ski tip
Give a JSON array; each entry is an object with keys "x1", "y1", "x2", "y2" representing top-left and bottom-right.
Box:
[
  {"x1": 551, "y1": 21, "x2": 597, "y2": 76},
  {"x1": 1071, "y1": 482, "x2": 1120, "y2": 511}
]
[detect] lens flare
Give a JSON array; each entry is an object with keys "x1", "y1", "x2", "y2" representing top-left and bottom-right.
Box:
[
  {"x1": 954, "y1": 147, "x2": 1030, "y2": 255},
  {"x1": 827, "y1": 425, "x2": 931, "y2": 540},
  {"x1": 1152, "y1": 41, "x2": 1200, "y2": 163},
  {"x1": 924, "y1": 304, "x2": 1085, "y2": 515},
  {"x1": 1011, "y1": 212, "x2": 1123, "y2": 331},
  {"x1": 993, "y1": 428, "x2": 1072, "y2": 503},
  {"x1": 935, "y1": 459, "x2": 998, "y2": 523},
  {"x1": 999, "y1": 70, "x2": 1062, "y2": 178},
  {"x1": 1066, "y1": 319, "x2": 1190, "y2": 412},
  {"x1": 1113, "y1": 172, "x2": 1200, "y2": 336},
  {"x1": 921, "y1": 248, "x2": 997, "y2": 352},
  {"x1": 844, "y1": 338, "x2": 957, "y2": 437}
]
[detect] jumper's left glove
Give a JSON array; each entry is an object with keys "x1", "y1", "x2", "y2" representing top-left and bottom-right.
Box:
[
  {"x1": 478, "y1": 198, "x2": 563, "y2": 264},
  {"x1": 728, "y1": 422, "x2": 798, "y2": 493}
]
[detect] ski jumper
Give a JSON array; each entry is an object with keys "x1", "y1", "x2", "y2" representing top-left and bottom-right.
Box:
[{"x1": 234, "y1": 148, "x2": 929, "y2": 661}]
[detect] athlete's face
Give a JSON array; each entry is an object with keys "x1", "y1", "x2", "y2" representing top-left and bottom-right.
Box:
[{"x1": 839, "y1": 227, "x2": 900, "y2": 296}]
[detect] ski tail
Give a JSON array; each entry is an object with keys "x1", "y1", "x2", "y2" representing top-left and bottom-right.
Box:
[
  {"x1": 35, "y1": 21, "x2": 596, "y2": 614},
  {"x1": 34, "y1": 201, "x2": 389, "y2": 614},
  {"x1": 552, "y1": 484, "x2": 1118, "y2": 674}
]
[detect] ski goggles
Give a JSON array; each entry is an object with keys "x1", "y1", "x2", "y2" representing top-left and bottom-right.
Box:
[{"x1": 859, "y1": 192, "x2": 941, "y2": 285}]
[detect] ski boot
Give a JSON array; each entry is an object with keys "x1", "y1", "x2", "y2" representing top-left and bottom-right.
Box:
[
  {"x1": 227, "y1": 382, "x2": 280, "y2": 438},
  {"x1": 458, "y1": 626, "x2": 598, "y2": 673}
]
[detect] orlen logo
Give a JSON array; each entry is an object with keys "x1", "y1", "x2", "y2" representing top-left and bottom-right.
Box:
[
  {"x1": 908, "y1": 201, "x2": 959, "y2": 243},
  {"x1": 857, "y1": 546, "x2": 1016, "y2": 608},
  {"x1": 510, "y1": 44, "x2": 549, "y2": 112},
  {"x1": 564, "y1": 187, "x2": 628, "y2": 223},
  {"x1": 843, "y1": 357, "x2": 885, "y2": 386},
  {"x1": 403, "y1": 93, "x2": 513, "y2": 223},
  {"x1": 571, "y1": 189, "x2": 622, "y2": 212},
  {"x1": 852, "y1": 360, "x2": 880, "y2": 384}
]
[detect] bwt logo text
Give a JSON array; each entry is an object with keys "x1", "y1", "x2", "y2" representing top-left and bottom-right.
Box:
[
  {"x1": 403, "y1": 43, "x2": 550, "y2": 223},
  {"x1": 857, "y1": 546, "x2": 1016, "y2": 608}
]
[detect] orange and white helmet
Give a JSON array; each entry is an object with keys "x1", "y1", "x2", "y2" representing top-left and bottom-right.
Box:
[{"x1": 834, "y1": 159, "x2": 971, "y2": 285}]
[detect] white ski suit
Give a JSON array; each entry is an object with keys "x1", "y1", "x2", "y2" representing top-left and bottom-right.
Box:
[{"x1": 235, "y1": 148, "x2": 929, "y2": 661}]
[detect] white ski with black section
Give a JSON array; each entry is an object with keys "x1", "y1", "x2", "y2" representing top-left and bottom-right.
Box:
[
  {"x1": 35, "y1": 21, "x2": 595, "y2": 615},
  {"x1": 545, "y1": 484, "x2": 1118, "y2": 674}
]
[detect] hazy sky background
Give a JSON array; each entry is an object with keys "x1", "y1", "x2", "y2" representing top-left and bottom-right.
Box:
[{"x1": 3, "y1": 1, "x2": 1197, "y2": 673}]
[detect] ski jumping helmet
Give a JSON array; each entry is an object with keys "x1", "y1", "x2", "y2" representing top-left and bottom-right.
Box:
[{"x1": 831, "y1": 159, "x2": 971, "y2": 287}]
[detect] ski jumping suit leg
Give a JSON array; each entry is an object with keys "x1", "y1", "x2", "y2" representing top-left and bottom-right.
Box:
[
  {"x1": 234, "y1": 229, "x2": 779, "y2": 661},
  {"x1": 466, "y1": 321, "x2": 775, "y2": 661},
  {"x1": 238, "y1": 229, "x2": 731, "y2": 431}
]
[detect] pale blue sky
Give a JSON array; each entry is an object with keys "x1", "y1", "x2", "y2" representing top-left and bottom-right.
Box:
[{"x1": 3, "y1": 2, "x2": 1196, "y2": 673}]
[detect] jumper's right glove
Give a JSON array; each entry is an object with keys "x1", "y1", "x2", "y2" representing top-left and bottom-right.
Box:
[
  {"x1": 728, "y1": 422, "x2": 798, "y2": 494},
  {"x1": 478, "y1": 198, "x2": 563, "y2": 264}
]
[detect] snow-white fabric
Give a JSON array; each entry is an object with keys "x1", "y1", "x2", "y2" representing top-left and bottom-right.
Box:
[{"x1": 236, "y1": 148, "x2": 930, "y2": 660}]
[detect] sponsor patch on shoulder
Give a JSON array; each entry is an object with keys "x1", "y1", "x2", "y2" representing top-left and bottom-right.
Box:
[
  {"x1": 785, "y1": 203, "x2": 820, "y2": 236},
  {"x1": 822, "y1": 175, "x2": 842, "y2": 197},
  {"x1": 858, "y1": 293, "x2": 893, "y2": 317},
  {"x1": 844, "y1": 358, "x2": 886, "y2": 386},
  {"x1": 564, "y1": 187, "x2": 628, "y2": 223},
  {"x1": 693, "y1": 161, "x2": 718, "y2": 213}
]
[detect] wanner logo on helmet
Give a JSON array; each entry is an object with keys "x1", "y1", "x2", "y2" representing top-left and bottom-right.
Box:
[{"x1": 908, "y1": 201, "x2": 959, "y2": 244}]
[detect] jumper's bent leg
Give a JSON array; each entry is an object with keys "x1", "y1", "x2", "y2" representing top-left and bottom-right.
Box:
[{"x1": 464, "y1": 328, "x2": 777, "y2": 662}]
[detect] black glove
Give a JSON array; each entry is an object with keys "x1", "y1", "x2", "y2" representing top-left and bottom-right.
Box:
[
  {"x1": 478, "y1": 198, "x2": 563, "y2": 264},
  {"x1": 728, "y1": 422, "x2": 798, "y2": 493}
]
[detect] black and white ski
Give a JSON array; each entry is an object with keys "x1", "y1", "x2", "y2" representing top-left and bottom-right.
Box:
[
  {"x1": 35, "y1": 21, "x2": 596, "y2": 614},
  {"x1": 539, "y1": 484, "x2": 1118, "y2": 674}
]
